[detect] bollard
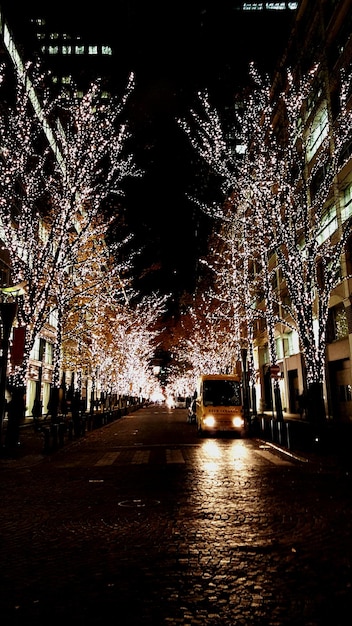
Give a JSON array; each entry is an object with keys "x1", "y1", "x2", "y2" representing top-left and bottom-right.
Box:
[
  {"x1": 73, "y1": 416, "x2": 81, "y2": 438},
  {"x1": 42, "y1": 427, "x2": 51, "y2": 453},
  {"x1": 58, "y1": 422, "x2": 65, "y2": 446},
  {"x1": 270, "y1": 418, "x2": 275, "y2": 442},
  {"x1": 277, "y1": 421, "x2": 282, "y2": 445},
  {"x1": 51, "y1": 423, "x2": 59, "y2": 449},
  {"x1": 260, "y1": 416, "x2": 265, "y2": 437},
  {"x1": 286, "y1": 422, "x2": 291, "y2": 449}
]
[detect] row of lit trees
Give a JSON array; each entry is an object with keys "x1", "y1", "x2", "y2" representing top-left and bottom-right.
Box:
[
  {"x1": 62, "y1": 290, "x2": 167, "y2": 404},
  {"x1": 0, "y1": 62, "x2": 165, "y2": 445},
  {"x1": 173, "y1": 61, "x2": 352, "y2": 425}
]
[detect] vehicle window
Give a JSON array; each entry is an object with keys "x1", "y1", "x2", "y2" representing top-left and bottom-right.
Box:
[{"x1": 203, "y1": 380, "x2": 241, "y2": 406}]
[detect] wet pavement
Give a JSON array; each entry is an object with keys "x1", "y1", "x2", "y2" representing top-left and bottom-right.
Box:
[{"x1": 1, "y1": 406, "x2": 352, "y2": 625}]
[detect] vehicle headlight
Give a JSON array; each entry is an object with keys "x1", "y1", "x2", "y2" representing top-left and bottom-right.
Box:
[
  {"x1": 233, "y1": 416, "x2": 244, "y2": 428},
  {"x1": 204, "y1": 415, "x2": 215, "y2": 427}
]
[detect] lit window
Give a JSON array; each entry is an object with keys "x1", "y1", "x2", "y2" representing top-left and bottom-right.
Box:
[
  {"x1": 48, "y1": 309, "x2": 58, "y2": 329},
  {"x1": 48, "y1": 45, "x2": 59, "y2": 55},
  {"x1": 317, "y1": 205, "x2": 337, "y2": 245},
  {"x1": 62, "y1": 45, "x2": 72, "y2": 54},
  {"x1": 307, "y1": 102, "x2": 329, "y2": 160},
  {"x1": 307, "y1": 87, "x2": 323, "y2": 118},
  {"x1": 75, "y1": 45, "x2": 85, "y2": 54},
  {"x1": 30, "y1": 337, "x2": 40, "y2": 361},
  {"x1": 61, "y1": 76, "x2": 71, "y2": 84},
  {"x1": 266, "y1": 2, "x2": 286, "y2": 9},
  {"x1": 49, "y1": 32, "x2": 59, "y2": 40},
  {"x1": 243, "y1": 3, "x2": 263, "y2": 9},
  {"x1": 242, "y1": 1, "x2": 297, "y2": 8},
  {"x1": 43, "y1": 342, "x2": 52, "y2": 364},
  {"x1": 31, "y1": 18, "x2": 46, "y2": 26},
  {"x1": 287, "y1": 330, "x2": 300, "y2": 356},
  {"x1": 276, "y1": 336, "x2": 284, "y2": 359},
  {"x1": 102, "y1": 45, "x2": 113, "y2": 55},
  {"x1": 342, "y1": 183, "x2": 352, "y2": 223},
  {"x1": 88, "y1": 45, "x2": 98, "y2": 55}
]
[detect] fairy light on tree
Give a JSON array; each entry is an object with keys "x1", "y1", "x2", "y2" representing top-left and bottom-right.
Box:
[
  {"x1": 178, "y1": 79, "x2": 284, "y2": 417},
  {"x1": 261, "y1": 63, "x2": 352, "y2": 426},
  {"x1": 61, "y1": 290, "x2": 167, "y2": 407},
  {"x1": 179, "y1": 59, "x2": 352, "y2": 428},
  {"x1": 210, "y1": 211, "x2": 260, "y2": 418},
  {"x1": 232, "y1": 69, "x2": 291, "y2": 420},
  {"x1": 0, "y1": 61, "x2": 141, "y2": 436},
  {"x1": 171, "y1": 289, "x2": 240, "y2": 393}
]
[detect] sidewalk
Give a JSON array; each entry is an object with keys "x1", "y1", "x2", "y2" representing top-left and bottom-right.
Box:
[
  {"x1": 0, "y1": 410, "x2": 116, "y2": 467},
  {"x1": 0, "y1": 405, "x2": 143, "y2": 467},
  {"x1": 254, "y1": 411, "x2": 352, "y2": 472},
  {"x1": 0, "y1": 418, "x2": 47, "y2": 468}
]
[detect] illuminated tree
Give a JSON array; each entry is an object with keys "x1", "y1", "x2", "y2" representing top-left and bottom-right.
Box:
[
  {"x1": 64, "y1": 290, "x2": 167, "y2": 404},
  {"x1": 171, "y1": 290, "x2": 239, "y2": 389},
  {"x1": 207, "y1": 216, "x2": 260, "y2": 416},
  {"x1": 0, "y1": 62, "x2": 140, "y2": 438},
  {"x1": 179, "y1": 61, "x2": 352, "y2": 426},
  {"x1": 251, "y1": 64, "x2": 352, "y2": 425},
  {"x1": 56, "y1": 229, "x2": 135, "y2": 412},
  {"x1": 178, "y1": 82, "x2": 282, "y2": 414}
]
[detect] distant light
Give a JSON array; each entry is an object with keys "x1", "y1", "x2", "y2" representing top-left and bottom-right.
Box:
[
  {"x1": 242, "y1": 2, "x2": 297, "y2": 10},
  {"x1": 151, "y1": 391, "x2": 164, "y2": 403},
  {"x1": 166, "y1": 396, "x2": 174, "y2": 408}
]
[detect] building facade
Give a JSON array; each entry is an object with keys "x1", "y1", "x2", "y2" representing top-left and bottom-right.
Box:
[{"x1": 251, "y1": 0, "x2": 352, "y2": 421}]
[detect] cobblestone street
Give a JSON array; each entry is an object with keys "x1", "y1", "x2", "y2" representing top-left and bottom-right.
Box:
[{"x1": 1, "y1": 406, "x2": 352, "y2": 625}]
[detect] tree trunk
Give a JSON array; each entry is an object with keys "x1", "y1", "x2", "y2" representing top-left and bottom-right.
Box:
[
  {"x1": 273, "y1": 380, "x2": 284, "y2": 422},
  {"x1": 306, "y1": 381, "x2": 326, "y2": 432},
  {"x1": 48, "y1": 386, "x2": 60, "y2": 424},
  {"x1": 5, "y1": 385, "x2": 25, "y2": 452}
]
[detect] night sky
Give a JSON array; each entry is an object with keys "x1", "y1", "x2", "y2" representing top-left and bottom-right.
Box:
[
  {"x1": 3, "y1": 1, "x2": 297, "y2": 299},
  {"x1": 105, "y1": 2, "x2": 296, "y2": 298}
]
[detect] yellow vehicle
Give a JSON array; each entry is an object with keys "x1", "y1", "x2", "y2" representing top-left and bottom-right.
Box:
[{"x1": 196, "y1": 373, "x2": 245, "y2": 436}]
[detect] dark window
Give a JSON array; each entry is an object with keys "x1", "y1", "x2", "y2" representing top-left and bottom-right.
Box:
[{"x1": 203, "y1": 380, "x2": 241, "y2": 407}]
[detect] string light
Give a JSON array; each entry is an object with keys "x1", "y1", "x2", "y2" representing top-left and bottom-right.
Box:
[
  {"x1": 177, "y1": 60, "x2": 352, "y2": 408},
  {"x1": 0, "y1": 61, "x2": 161, "y2": 403}
]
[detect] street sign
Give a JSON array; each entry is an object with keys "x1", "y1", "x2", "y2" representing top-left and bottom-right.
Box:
[{"x1": 270, "y1": 364, "x2": 280, "y2": 378}]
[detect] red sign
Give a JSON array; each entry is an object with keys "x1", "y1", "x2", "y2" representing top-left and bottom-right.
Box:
[
  {"x1": 11, "y1": 326, "x2": 26, "y2": 366},
  {"x1": 270, "y1": 364, "x2": 280, "y2": 378}
]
